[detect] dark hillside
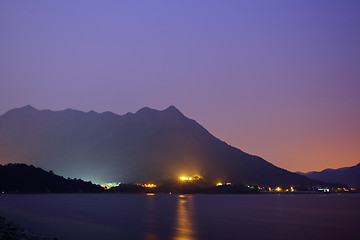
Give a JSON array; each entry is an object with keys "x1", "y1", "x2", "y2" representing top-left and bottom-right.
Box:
[{"x1": 0, "y1": 163, "x2": 104, "y2": 193}]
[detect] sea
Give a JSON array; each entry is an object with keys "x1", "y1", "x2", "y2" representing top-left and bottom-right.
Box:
[{"x1": 0, "y1": 193, "x2": 359, "y2": 240}]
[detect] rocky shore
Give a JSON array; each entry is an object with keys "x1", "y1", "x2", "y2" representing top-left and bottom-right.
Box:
[{"x1": 0, "y1": 216, "x2": 57, "y2": 240}]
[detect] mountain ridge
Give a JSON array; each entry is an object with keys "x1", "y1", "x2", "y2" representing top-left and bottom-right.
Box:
[
  {"x1": 0, "y1": 105, "x2": 319, "y2": 186},
  {"x1": 300, "y1": 163, "x2": 360, "y2": 188}
]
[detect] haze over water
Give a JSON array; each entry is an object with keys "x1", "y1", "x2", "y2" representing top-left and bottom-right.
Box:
[{"x1": 0, "y1": 194, "x2": 359, "y2": 240}]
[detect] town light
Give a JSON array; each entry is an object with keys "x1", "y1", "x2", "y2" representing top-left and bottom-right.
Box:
[
  {"x1": 143, "y1": 183, "x2": 157, "y2": 188},
  {"x1": 180, "y1": 176, "x2": 190, "y2": 181},
  {"x1": 179, "y1": 175, "x2": 203, "y2": 181}
]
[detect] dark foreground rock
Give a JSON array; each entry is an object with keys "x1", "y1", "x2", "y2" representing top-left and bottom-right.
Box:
[{"x1": 0, "y1": 216, "x2": 57, "y2": 240}]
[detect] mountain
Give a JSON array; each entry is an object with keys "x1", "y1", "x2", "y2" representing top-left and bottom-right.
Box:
[
  {"x1": 301, "y1": 163, "x2": 360, "y2": 189},
  {"x1": 0, "y1": 105, "x2": 319, "y2": 186},
  {"x1": 0, "y1": 163, "x2": 104, "y2": 193}
]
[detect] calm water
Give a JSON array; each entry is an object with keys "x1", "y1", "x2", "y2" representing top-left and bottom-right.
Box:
[{"x1": 0, "y1": 194, "x2": 359, "y2": 240}]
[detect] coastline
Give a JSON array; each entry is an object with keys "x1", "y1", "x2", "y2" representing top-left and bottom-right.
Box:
[{"x1": 0, "y1": 216, "x2": 57, "y2": 240}]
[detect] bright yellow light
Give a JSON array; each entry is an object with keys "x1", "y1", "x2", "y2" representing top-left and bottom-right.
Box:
[
  {"x1": 143, "y1": 183, "x2": 157, "y2": 188},
  {"x1": 290, "y1": 187, "x2": 294, "y2": 192},
  {"x1": 226, "y1": 183, "x2": 231, "y2": 185},
  {"x1": 179, "y1": 175, "x2": 202, "y2": 181},
  {"x1": 216, "y1": 182, "x2": 223, "y2": 186},
  {"x1": 193, "y1": 175, "x2": 202, "y2": 180},
  {"x1": 275, "y1": 187, "x2": 282, "y2": 191},
  {"x1": 146, "y1": 193, "x2": 155, "y2": 196}
]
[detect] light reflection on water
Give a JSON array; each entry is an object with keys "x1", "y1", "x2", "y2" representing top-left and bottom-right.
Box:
[
  {"x1": 144, "y1": 194, "x2": 158, "y2": 240},
  {"x1": 144, "y1": 194, "x2": 196, "y2": 240},
  {"x1": 0, "y1": 194, "x2": 359, "y2": 240},
  {"x1": 173, "y1": 195, "x2": 195, "y2": 240}
]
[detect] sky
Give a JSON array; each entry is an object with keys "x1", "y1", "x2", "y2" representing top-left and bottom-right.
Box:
[{"x1": 1, "y1": 0, "x2": 359, "y2": 172}]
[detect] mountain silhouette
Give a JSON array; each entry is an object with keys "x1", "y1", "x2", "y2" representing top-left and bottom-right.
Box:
[
  {"x1": 0, "y1": 105, "x2": 318, "y2": 186},
  {"x1": 301, "y1": 163, "x2": 360, "y2": 189},
  {"x1": 0, "y1": 163, "x2": 104, "y2": 193}
]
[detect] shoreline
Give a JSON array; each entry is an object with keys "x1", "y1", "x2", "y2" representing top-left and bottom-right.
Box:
[{"x1": 0, "y1": 216, "x2": 57, "y2": 240}]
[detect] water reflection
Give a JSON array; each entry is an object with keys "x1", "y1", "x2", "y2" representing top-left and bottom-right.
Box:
[
  {"x1": 144, "y1": 194, "x2": 158, "y2": 240},
  {"x1": 173, "y1": 195, "x2": 196, "y2": 240}
]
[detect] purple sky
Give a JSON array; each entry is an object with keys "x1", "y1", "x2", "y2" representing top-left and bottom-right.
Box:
[{"x1": 1, "y1": 1, "x2": 359, "y2": 172}]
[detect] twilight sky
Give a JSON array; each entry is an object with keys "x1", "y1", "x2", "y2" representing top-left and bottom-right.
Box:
[{"x1": 1, "y1": 0, "x2": 359, "y2": 172}]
